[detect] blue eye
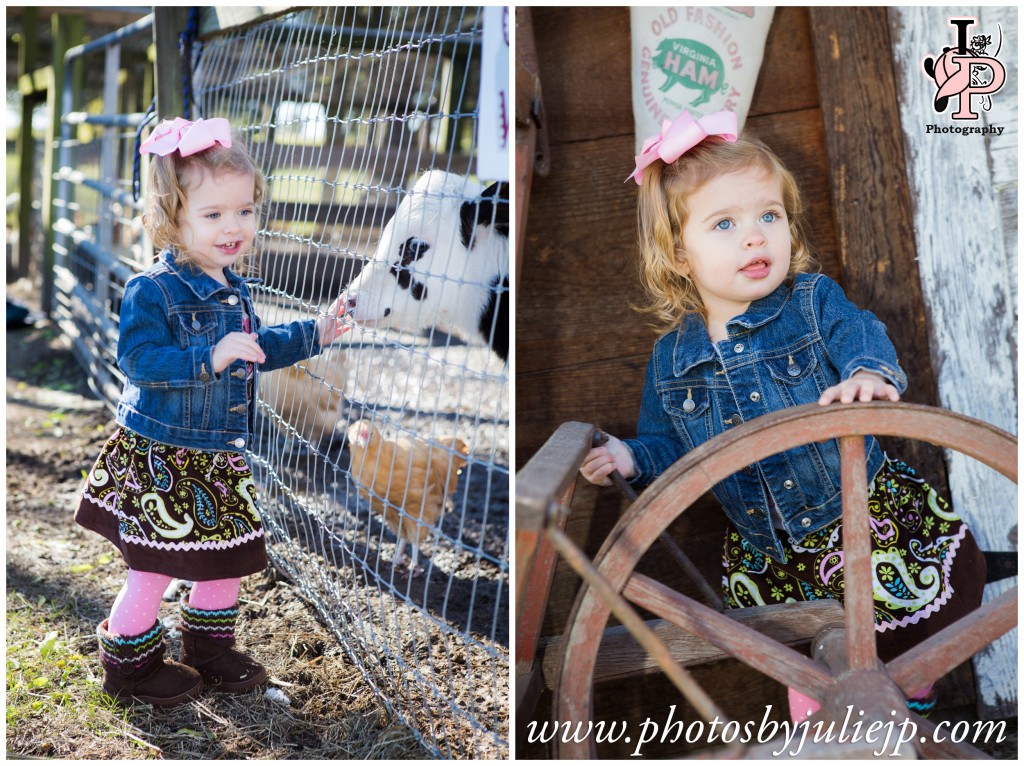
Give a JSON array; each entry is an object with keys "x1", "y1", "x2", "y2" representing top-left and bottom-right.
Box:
[
  {"x1": 206, "y1": 212, "x2": 220, "y2": 220},
  {"x1": 714, "y1": 219, "x2": 733, "y2": 231},
  {"x1": 761, "y1": 211, "x2": 779, "y2": 224}
]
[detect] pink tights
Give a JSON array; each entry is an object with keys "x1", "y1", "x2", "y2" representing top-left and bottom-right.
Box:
[{"x1": 108, "y1": 570, "x2": 241, "y2": 636}]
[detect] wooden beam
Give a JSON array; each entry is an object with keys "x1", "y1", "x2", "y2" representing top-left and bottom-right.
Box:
[
  {"x1": 6, "y1": 6, "x2": 148, "y2": 28},
  {"x1": 153, "y1": 7, "x2": 191, "y2": 119},
  {"x1": 198, "y1": 6, "x2": 296, "y2": 38},
  {"x1": 41, "y1": 13, "x2": 85, "y2": 316},
  {"x1": 540, "y1": 599, "x2": 844, "y2": 687},
  {"x1": 15, "y1": 7, "x2": 40, "y2": 281},
  {"x1": 808, "y1": 6, "x2": 947, "y2": 499}
]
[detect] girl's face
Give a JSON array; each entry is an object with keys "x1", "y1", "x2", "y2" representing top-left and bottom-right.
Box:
[
  {"x1": 678, "y1": 166, "x2": 792, "y2": 327},
  {"x1": 178, "y1": 169, "x2": 257, "y2": 284}
]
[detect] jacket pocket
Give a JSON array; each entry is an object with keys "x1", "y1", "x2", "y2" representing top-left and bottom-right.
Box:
[
  {"x1": 763, "y1": 347, "x2": 823, "y2": 407},
  {"x1": 175, "y1": 310, "x2": 219, "y2": 350},
  {"x1": 662, "y1": 385, "x2": 712, "y2": 450}
]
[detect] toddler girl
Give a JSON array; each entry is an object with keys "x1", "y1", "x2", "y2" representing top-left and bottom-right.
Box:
[
  {"x1": 581, "y1": 110, "x2": 986, "y2": 721},
  {"x1": 76, "y1": 117, "x2": 346, "y2": 705}
]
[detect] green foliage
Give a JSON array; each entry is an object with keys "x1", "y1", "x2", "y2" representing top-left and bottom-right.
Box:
[{"x1": 5, "y1": 591, "x2": 130, "y2": 745}]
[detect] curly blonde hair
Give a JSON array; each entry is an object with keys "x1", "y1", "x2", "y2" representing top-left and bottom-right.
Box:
[
  {"x1": 141, "y1": 133, "x2": 266, "y2": 275},
  {"x1": 636, "y1": 136, "x2": 816, "y2": 332}
]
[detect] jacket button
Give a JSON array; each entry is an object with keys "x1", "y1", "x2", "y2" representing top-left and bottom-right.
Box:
[
  {"x1": 199, "y1": 372, "x2": 210, "y2": 383},
  {"x1": 746, "y1": 508, "x2": 764, "y2": 518},
  {"x1": 733, "y1": 343, "x2": 744, "y2": 353},
  {"x1": 800, "y1": 517, "x2": 812, "y2": 528},
  {"x1": 749, "y1": 391, "x2": 761, "y2": 402},
  {"x1": 231, "y1": 438, "x2": 245, "y2": 449},
  {"x1": 682, "y1": 398, "x2": 696, "y2": 413},
  {"x1": 228, "y1": 295, "x2": 239, "y2": 305},
  {"x1": 787, "y1": 364, "x2": 801, "y2": 376},
  {"x1": 232, "y1": 368, "x2": 246, "y2": 379},
  {"x1": 230, "y1": 404, "x2": 246, "y2": 414},
  {"x1": 783, "y1": 480, "x2": 794, "y2": 490}
]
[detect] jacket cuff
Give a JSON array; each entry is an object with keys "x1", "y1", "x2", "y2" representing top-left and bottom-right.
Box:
[
  {"x1": 622, "y1": 439, "x2": 653, "y2": 487},
  {"x1": 304, "y1": 318, "x2": 322, "y2": 357},
  {"x1": 843, "y1": 357, "x2": 908, "y2": 394}
]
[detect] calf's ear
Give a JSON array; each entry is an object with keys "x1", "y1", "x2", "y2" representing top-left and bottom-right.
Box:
[
  {"x1": 478, "y1": 182, "x2": 509, "y2": 235},
  {"x1": 459, "y1": 181, "x2": 510, "y2": 247}
]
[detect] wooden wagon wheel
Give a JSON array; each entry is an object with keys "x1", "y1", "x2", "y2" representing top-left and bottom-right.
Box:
[{"x1": 553, "y1": 402, "x2": 1017, "y2": 759}]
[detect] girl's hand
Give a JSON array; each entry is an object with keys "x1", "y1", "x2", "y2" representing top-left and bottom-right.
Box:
[
  {"x1": 318, "y1": 297, "x2": 349, "y2": 346},
  {"x1": 818, "y1": 371, "x2": 900, "y2": 405},
  {"x1": 211, "y1": 332, "x2": 266, "y2": 374},
  {"x1": 580, "y1": 435, "x2": 637, "y2": 486}
]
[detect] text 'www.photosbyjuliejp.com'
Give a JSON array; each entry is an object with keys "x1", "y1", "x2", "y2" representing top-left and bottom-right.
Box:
[{"x1": 525, "y1": 705, "x2": 1008, "y2": 757}]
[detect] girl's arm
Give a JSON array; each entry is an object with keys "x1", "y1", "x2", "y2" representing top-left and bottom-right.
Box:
[
  {"x1": 581, "y1": 434, "x2": 636, "y2": 486},
  {"x1": 117, "y1": 278, "x2": 216, "y2": 389},
  {"x1": 583, "y1": 353, "x2": 688, "y2": 488},
  {"x1": 256, "y1": 299, "x2": 347, "y2": 372},
  {"x1": 814, "y1": 275, "x2": 908, "y2": 394}
]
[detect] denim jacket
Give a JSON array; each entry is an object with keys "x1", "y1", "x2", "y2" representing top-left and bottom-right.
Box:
[
  {"x1": 115, "y1": 250, "x2": 322, "y2": 452},
  {"x1": 623, "y1": 272, "x2": 907, "y2": 560}
]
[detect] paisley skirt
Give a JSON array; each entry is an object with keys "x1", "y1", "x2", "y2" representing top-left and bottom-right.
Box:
[
  {"x1": 722, "y1": 457, "x2": 986, "y2": 663},
  {"x1": 75, "y1": 428, "x2": 267, "y2": 580}
]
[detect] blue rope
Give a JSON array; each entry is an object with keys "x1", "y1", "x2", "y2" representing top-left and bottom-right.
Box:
[{"x1": 131, "y1": 101, "x2": 157, "y2": 202}]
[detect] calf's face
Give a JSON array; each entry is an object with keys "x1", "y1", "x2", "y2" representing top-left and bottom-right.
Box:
[{"x1": 342, "y1": 172, "x2": 491, "y2": 337}]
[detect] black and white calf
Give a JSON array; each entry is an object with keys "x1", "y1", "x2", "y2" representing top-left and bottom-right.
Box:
[{"x1": 341, "y1": 171, "x2": 509, "y2": 362}]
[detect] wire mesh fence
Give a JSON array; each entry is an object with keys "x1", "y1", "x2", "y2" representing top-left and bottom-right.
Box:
[{"x1": 48, "y1": 6, "x2": 508, "y2": 759}]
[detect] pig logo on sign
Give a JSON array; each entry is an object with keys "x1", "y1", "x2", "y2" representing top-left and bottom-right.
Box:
[{"x1": 653, "y1": 38, "x2": 728, "y2": 107}]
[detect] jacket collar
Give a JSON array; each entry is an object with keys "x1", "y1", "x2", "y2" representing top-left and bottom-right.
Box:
[
  {"x1": 671, "y1": 279, "x2": 792, "y2": 376},
  {"x1": 159, "y1": 250, "x2": 262, "y2": 300}
]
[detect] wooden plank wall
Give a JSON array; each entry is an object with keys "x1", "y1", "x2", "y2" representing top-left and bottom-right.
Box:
[
  {"x1": 515, "y1": 6, "x2": 995, "y2": 753},
  {"x1": 517, "y1": 4, "x2": 948, "y2": 626},
  {"x1": 889, "y1": 5, "x2": 1018, "y2": 720}
]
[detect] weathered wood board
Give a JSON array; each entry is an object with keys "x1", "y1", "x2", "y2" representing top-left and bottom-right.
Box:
[{"x1": 889, "y1": 4, "x2": 1018, "y2": 720}]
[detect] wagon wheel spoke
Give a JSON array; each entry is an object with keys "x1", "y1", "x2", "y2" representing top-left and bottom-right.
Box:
[
  {"x1": 548, "y1": 527, "x2": 729, "y2": 727},
  {"x1": 624, "y1": 572, "x2": 835, "y2": 701},
  {"x1": 885, "y1": 585, "x2": 1018, "y2": 695},
  {"x1": 838, "y1": 435, "x2": 877, "y2": 670}
]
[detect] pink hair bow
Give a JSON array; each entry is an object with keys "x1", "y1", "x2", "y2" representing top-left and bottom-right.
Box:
[
  {"x1": 139, "y1": 117, "x2": 232, "y2": 157},
  {"x1": 626, "y1": 110, "x2": 738, "y2": 185}
]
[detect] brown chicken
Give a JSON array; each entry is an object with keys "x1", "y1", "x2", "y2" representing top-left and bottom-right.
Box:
[
  {"x1": 346, "y1": 418, "x2": 470, "y2": 568},
  {"x1": 259, "y1": 350, "x2": 346, "y2": 448}
]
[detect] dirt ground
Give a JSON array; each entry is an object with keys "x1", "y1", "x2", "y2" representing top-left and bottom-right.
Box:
[{"x1": 5, "y1": 302, "x2": 435, "y2": 758}]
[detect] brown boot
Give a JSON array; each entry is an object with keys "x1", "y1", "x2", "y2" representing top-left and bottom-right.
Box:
[
  {"x1": 97, "y1": 619, "x2": 203, "y2": 706},
  {"x1": 178, "y1": 599, "x2": 268, "y2": 693}
]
